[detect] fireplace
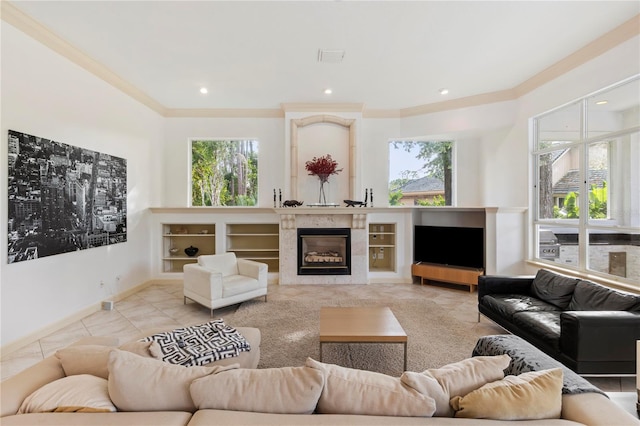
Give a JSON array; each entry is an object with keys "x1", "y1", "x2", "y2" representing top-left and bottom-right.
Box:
[{"x1": 297, "y1": 228, "x2": 351, "y2": 275}]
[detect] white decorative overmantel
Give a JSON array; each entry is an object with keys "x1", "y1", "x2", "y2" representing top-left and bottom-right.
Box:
[{"x1": 276, "y1": 208, "x2": 369, "y2": 285}]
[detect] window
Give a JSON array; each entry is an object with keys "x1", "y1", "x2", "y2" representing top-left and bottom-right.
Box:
[
  {"x1": 190, "y1": 139, "x2": 258, "y2": 206},
  {"x1": 532, "y1": 76, "x2": 640, "y2": 285},
  {"x1": 388, "y1": 140, "x2": 453, "y2": 206}
]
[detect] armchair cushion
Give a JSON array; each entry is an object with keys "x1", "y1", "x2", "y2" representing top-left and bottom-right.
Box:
[{"x1": 198, "y1": 253, "x2": 239, "y2": 276}]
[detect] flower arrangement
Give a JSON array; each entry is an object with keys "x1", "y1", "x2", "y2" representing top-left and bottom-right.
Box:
[{"x1": 305, "y1": 154, "x2": 342, "y2": 183}]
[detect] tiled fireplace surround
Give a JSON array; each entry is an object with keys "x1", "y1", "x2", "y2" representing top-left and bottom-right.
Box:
[{"x1": 279, "y1": 211, "x2": 367, "y2": 285}]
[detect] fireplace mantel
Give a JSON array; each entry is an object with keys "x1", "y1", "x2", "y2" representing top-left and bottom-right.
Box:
[{"x1": 275, "y1": 208, "x2": 367, "y2": 230}]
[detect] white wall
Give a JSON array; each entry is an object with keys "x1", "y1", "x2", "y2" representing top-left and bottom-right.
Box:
[
  {"x1": 162, "y1": 118, "x2": 284, "y2": 207},
  {"x1": 1, "y1": 23, "x2": 162, "y2": 347}
]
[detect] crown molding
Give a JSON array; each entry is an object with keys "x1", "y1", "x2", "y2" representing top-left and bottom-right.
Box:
[
  {"x1": 514, "y1": 13, "x2": 640, "y2": 97},
  {"x1": 3, "y1": 2, "x2": 638, "y2": 119},
  {"x1": 1, "y1": 1, "x2": 168, "y2": 116},
  {"x1": 399, "y1": 89, "x2": 517, "y2": 117},
  {"x1": 362, "y1": 109, "x2": 402, "y2": 119},
  {"x1": 281, "y1": 103, "x2": 365, "y2": 113},
  {"x1": 164, "y1": 108, "x2": 283, "y2": 118}
]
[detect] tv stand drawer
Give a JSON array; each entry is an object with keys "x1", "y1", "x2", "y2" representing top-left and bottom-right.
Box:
[{"x1": 412, "y1": 263, "x2": 483, "y2": 292}]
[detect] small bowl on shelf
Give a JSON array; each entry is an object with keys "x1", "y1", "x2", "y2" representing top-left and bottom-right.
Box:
[{"x1": 169, "y1": 248, "x2": 179, "y2": 255}]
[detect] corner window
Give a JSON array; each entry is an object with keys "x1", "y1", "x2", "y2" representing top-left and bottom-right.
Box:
[
  {"x1": 190, "y1": 139, "x2": 258, "y2": 206},
  {"x1": 532, "y1": 76, "x2": 640, "y2": 285},
  {"x1": 388, "y1": 140, "x2": 453, "y2": 206}
]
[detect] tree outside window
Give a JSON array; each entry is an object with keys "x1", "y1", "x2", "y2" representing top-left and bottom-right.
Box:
[
  {"x1": 388, "y1": 141, "x2": 453, "y2": 206},
  {"x1": 191, "y1": 140, "x2": 258, "y2": 206}
]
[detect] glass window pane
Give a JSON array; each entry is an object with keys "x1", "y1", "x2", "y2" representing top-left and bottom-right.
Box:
[
  {"x1": 536, "y1": 101, "x2": 582, "y2": 150},
  {"x1": 587, "y1": 142, "x2": 608, "y2": 220},
  {"x1": 587, "y1": 78, "x2": 640, "y2": 138},
  {"x1": 191, "y1": 140, "x2": 259, "y2": 206},
  {"x1": 537, "y1": 225, "x2": 579, "y2": 267},
  {"x1": 388, "y1": 141, "x2": 452, "y2": 206},
  {"x1": 587, "y1": 229, "x2": 640, "y2": 282},
  {"x1": 538, "y1": 147, "x2": 581, "y2": 219}
]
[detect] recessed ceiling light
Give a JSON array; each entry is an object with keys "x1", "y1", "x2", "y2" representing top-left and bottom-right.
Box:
[
  {"x1": 595, "y1": 100, "x2": 608, "y2": 105},
  {"x1": 324, "y1": 88, "x2": 333, "y2": 95},
  {"x1": 439, "y1": 88, "x2": 449, "y2": 95},
  {"x1": 200, "y1": 87, "x2": 208, "y2": 94}
]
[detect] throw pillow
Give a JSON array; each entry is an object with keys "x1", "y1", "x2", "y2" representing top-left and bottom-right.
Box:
[
  {"x1": 55, "y1": 341, "x2": 160, "y2": 379},
  {"x1": 107, "y1": 349, "x2": 237, "y2": 412},
  {"x1": 531, "y1": 269, "x2": 579, "y2": 309},
  {"x1": 18, "y1": 374, "x2": 116, "y2": 413},
  {"x1": 401, "y1": 354, "x2": 511, "y2": 417},
  {"x1": 190, "y1": 366, "x2": 324, "y2": 414},
  {"x1": 568, "y1": 280, "x2": 640, "y2": 311},
  {"x1": 451, "y1": 368, "x2": 563, "y2": 420},
  {"x1": 305, "y1": 358, "x2": 436, "y2": 417}
]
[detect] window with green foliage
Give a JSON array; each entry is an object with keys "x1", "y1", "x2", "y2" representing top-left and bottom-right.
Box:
[
  {"x1": 190, "y1": 139, "x2": 258, "y2": 206},
  {"x1": 532, "y1": 76, "x2": 639, "y2": 285},
  {"x1": 388, "y1": 141, "x2": 453, "y2": 206}
]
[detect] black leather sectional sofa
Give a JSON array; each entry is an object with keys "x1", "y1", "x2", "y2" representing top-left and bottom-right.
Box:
[{"x1": 478, "y1": 269, "x2": 640, "y2": 374}]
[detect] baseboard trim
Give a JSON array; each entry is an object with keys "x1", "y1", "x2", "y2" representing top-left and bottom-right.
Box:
[{"x1": 0, "y1": 279, "x2": 176, "y2": 356}]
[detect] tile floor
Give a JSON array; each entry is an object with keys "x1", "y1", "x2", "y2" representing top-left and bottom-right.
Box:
[{"x1": 1, "y1": 280, "x2": 636, "y2": 405}]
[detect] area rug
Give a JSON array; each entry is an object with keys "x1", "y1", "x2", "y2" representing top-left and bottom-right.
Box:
[{"x1": 226, "y1": 298, "x2": 490, "y2": 376}]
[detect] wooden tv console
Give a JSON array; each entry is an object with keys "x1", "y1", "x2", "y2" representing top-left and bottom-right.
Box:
[{"x1": 411, "y1": 262, "x2": 484, "y2": 293}]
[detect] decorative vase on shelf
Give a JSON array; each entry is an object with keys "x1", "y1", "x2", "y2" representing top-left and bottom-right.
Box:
[
  {"x1": 184, "y1": 246, "x2": 199, "y2": 257},
  {"x1": 318, "y1": 174, "x2": 329, "y2": 205},
  {"x1": 305, "y1": 154, "x2": 342, "y2": 206}
]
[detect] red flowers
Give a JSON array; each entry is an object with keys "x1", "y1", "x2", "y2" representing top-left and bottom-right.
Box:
[{"x1": 305, "y1": 154, "x2": 342, "y2": 183}]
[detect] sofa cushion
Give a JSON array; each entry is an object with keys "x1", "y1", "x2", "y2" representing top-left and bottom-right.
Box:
[
  {"x1": 451, "y1": 368, "x2": 563, "y2": 420},
  {"x1": 568, "y1": 280, "x2": 640, "y2": 311},
  {"x1": 511, "y1": 311, "x2": 561, "y2": 349},
  {"x1": 305, "y1": 358, "x2": 436, "y2": 417},
  {"x1": 191, "y1": 366, "x2": 323, "y2": 414},
  {"x1": 18, "y1": 374, "x2": 116, "y2": 414},
  {"x1": 531, "y1": 269, "x2": 579, "y2": 309},
  {"x1": 401, "y1": 355, "x2": 511, "y2": 417},
  {"x1": 107, "y1": 349, "x2": 237, "y2": 412},
  {"x1": 481, "y1": 294, "x2": 560, "y2": 319},
  {"x1": 55, "y1": 341, "x2": 160, "y2": 379}
]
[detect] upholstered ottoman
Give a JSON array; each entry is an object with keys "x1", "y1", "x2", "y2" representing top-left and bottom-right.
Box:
[
  {"x1": 473, "y1": 334, "x2": 604, "y2": 396},
  {"x1": 127, "y1": 325, "x2": 261, "y2": 369}
]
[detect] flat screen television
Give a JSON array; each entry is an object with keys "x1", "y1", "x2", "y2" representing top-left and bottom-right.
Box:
[{"x1": 413, "y1": 225, "x2": 484, "y2": 269}]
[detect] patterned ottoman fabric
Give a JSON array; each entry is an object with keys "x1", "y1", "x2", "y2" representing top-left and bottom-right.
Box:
[
  {"x1": 142, "y1": 319, "x2": 250, "y2": 367},
  {"x1": 473, "y1": 335, "x2": 606, "y2": 396}
]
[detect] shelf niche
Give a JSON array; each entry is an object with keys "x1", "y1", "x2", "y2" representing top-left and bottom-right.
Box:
[{"x1": 162, "y1": 223, "x2": 215, "y2": 273}]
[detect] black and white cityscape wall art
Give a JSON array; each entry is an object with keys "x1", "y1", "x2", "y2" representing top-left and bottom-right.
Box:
[{"x1": 7, "y1": 130, "x2": 127, "y2": 263}]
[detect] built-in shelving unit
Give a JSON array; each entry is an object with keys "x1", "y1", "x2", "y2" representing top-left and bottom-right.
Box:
[
  {"x1": 162, "y1": 223, "x2": 215, "y2": 273},
  {"x1": 368, "y1": 223, "x2": 396, "y2": 272},
  {"x1": 226, "y1": 223, "x2": 279, "y2": 272}
]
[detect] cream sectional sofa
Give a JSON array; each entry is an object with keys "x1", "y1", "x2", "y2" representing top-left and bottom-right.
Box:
[{"x1": 1, "y1": 330, "x2": 637, "y2": 426}]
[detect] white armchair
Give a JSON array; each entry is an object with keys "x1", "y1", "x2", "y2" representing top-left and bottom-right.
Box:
[{"x1": 183, "y1": 252, "x2": 268, "y2": 316}]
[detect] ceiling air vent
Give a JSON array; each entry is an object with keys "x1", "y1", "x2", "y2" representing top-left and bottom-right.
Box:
[{"x1": 318, "y1": 49, "x2": 345, "y2": 63}]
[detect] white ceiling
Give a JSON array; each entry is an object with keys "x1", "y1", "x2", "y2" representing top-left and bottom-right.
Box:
[{"x1": 7, "y1": 1, "x2": 640, "y2": 111}]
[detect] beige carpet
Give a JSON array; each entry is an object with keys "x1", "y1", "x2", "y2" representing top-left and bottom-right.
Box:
[{"x1": 226, "y1": 298, "x2": 493, "y2": 376}]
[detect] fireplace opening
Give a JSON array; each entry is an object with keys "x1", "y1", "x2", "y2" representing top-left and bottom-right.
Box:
[{"x1": 298, "y1": 228, "x2": 351, "y2": 275}]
